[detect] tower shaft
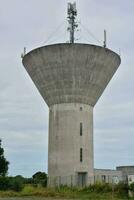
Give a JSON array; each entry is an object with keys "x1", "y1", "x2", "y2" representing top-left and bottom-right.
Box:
[{"x1": 48, "y1": 103, "x2": 93, "y2": 186}]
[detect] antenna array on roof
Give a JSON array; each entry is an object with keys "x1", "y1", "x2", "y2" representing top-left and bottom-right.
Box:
[{"x1": 67, "y1": 2, "x2": 78, "y2": 43}]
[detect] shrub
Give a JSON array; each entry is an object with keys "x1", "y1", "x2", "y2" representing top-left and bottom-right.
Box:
[
  {"x1": 114, "y1": 182, "x2": 129, "y2": 197},
  {"x1": 40, "y1": 179, "x2": 47, "y2": 187},
  {"x1": 9, "y1": 177, "x2": 24, "y2": 192},
  {"x1": 32, "y1": 171, "x2": 47, "y2": 187},
  {"x1": 23, "y1": 178, "x2": 33, "y2": 184},
  {"x1": 82, "y1": 182, "x2": 112, "y2": 193},
  {"x1": 129, "y1": 182, "x2": 134, "y2": 192},
  {"x1": 0, "y1": 176, "x2": 10, "y2": 190}
]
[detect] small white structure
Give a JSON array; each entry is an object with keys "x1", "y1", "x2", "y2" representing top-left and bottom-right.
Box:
[{"x1": 128, "y1": 175, "x2": 134, "y2": 185}]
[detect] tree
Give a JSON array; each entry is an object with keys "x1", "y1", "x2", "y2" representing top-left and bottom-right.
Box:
[
  {"x1": 0, "y1": 139, "x2": 9, "y2": 176},
  {"x1": 32, "y1": 171, "x2": 47, "y2": 187},
  {"x1": 32, "y1": 171, "x2": 47, "y2": 180}
]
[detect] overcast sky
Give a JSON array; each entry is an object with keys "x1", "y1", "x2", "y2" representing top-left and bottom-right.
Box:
[{"x1": 0, "y1": 0, "x2": 134, "y2": 177}]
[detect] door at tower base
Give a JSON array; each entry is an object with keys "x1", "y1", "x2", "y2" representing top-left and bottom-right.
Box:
[
  {"x1": 48, "y1": 103, "x2": 94, "y2": 187},
  {"x1": 78, "y1": 172, "x2": 88, "y2": 187}
]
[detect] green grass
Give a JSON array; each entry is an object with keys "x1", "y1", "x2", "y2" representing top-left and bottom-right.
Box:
[{"x1": 0, "y1": 185, "x2": 133, "y2": 199}]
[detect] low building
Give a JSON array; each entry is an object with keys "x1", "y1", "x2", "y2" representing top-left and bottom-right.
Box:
[
  {"x1": 94, "y1": 166, "x2": 134, "y2": 184},
  {"x1": 94, "y1": 168, "x2": 123, "y2": 183},
  {"x1": 116, "y1": 166, "x2": 134, "y2": 182}
]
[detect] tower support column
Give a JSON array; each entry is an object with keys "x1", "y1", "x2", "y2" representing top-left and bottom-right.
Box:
[{"x1": 48, "y1": 103, "x2": 94, "y2": 186}]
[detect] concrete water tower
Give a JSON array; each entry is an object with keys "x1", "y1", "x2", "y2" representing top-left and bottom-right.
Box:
[{"x1": 22, "y1": 2, "x2": 121, "y2": 186}]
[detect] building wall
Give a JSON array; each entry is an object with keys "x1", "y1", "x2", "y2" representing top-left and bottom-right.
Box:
[
  {"x1": 48, "y1": 103, "x2": 94, "y2": 186},
  {"x1": 117, "y1": 166, "x2": 134, "y2": 182},
  {"x1": 94, "y1": 169, "x2": 123, "y2": 183}
]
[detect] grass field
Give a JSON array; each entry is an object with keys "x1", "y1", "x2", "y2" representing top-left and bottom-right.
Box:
[
  {"x1": 0, "y1": 184, "x2": 133, "y2": 200},
  {"x1": 0, "y1": 197, "x2": 131, "y2": 200},
  {"x1": 0, "y1": 198, "x2": 78, "y2": 200}
]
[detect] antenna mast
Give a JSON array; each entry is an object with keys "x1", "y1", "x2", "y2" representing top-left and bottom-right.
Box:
[
  {"x1": 103, "y1": 30, "x2": 107, "y2": 48},
  {"x1": 67, "y1": 2, "x2": 78, "y2": 43}
]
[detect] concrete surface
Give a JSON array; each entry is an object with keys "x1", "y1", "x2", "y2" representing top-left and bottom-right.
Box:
[
  {"x1": 22, "y1": 43, "x2": 121, "y2": 186},
  {"x1": 117, "y1": 166, "x2": 134, "y2": 181},
  {"x1": 22, "y1": 43, "x2": 121, "y2": 107},
  {"x1": 94, "y1": 168, "x2": 123, "y2": 183},
  {"x1": 48, "y1": 103, "x2": 93, "y2": 185}
]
